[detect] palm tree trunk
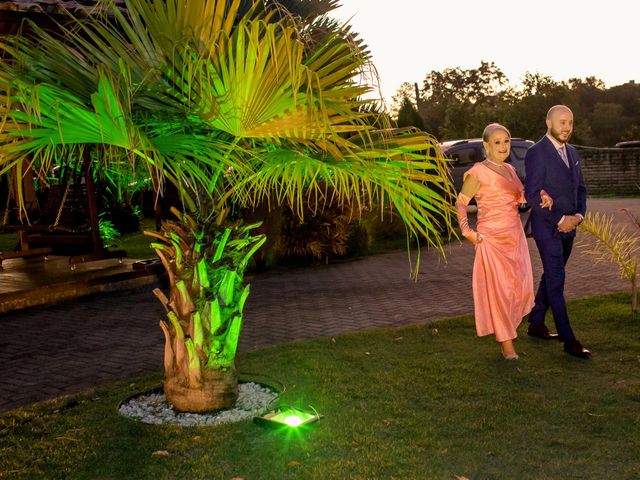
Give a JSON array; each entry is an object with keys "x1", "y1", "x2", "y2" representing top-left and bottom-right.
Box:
[{"x1": 164, "y1": 366, "x2": 238, "y2": 413}]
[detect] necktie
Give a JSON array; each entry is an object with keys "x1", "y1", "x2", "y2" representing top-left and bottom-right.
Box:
[{"x1": 558, "y1": 146, "x2": 570, "y2": 168}]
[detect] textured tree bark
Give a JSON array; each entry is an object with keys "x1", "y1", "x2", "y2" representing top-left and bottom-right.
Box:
[{"x1": 164, "y1": 365, "x2": 238, "y2": 413}]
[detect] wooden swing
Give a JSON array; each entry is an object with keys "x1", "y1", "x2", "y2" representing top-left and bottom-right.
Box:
[{"x1": 0, "y1": 151, "x2": 126, "y2": 269}]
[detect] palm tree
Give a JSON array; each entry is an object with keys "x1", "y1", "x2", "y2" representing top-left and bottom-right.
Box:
[{"x1": 0, "y1": 0, "x2": 454, "y2": 412}]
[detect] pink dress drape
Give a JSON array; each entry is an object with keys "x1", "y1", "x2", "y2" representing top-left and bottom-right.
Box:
[{"x1": 464, "y1": 163, "x2": 534, "y2": 342}]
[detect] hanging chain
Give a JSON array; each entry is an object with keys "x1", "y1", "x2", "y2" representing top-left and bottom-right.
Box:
[
  {"x1": 52, "y1": 183, "x2": 71, "y2": 229},
  {"x1": 2, "y1": 190, "x2": 10, "y2": 226}
]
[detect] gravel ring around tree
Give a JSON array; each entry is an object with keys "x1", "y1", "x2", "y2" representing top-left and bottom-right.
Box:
[{"x1": 118, "y1": 382, "x2": 278, "y2": 426}]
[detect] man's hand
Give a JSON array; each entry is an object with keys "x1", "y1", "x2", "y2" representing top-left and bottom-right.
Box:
[
  {"x1": 558, "y1": 215, "x2": 581, "y2": 233},
  {"x1": 539, "y1": 190, "x2": 553, "y2": 209}
]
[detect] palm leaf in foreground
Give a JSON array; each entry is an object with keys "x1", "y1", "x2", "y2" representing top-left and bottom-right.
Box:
[{"x1": 578, "y1": 211, "x2": 639, "y2": 311}]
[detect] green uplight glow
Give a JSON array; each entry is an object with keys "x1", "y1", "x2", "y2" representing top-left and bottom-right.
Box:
[
  {"x1": 283, "y1": 414, "x2": 304, "y2": 427},
  {"x1": 254, "y1": 407, "x2": 321, "y2": 429}
]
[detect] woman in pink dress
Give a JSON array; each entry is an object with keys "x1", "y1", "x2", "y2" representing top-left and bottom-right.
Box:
[{"x1": 456, "y1": 123, "x2": 552, "y2": 360}]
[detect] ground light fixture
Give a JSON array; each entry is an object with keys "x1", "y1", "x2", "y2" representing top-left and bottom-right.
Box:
[{"x1": 254, "y1": 406, "x2": 322, "y2": 429}]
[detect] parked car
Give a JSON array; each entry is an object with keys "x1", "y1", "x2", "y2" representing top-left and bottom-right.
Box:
[
  {"x1": 440, "y1": 138, "x2": 534, "y2": 194},
  {"x1": 615, "y1": 140, "x2": 640, "y2": 148}
]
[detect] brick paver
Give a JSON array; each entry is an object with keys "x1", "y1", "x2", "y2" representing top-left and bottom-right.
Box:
[{"x1": 0, "y1": 198, "x2": 638, "y2": 413}]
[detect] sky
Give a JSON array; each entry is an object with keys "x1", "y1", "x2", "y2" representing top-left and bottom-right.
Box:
[{"x1": 332, "y1": 0, "x2": 640, "y2": 107}]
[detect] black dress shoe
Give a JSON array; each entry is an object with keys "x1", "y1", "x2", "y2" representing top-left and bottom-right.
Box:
[
  {"x1": 564, "y1": 339, "x2": 591, "y2": 358},
  {"x1": 527, "y1": 323, "x2": 559, "y2": 340}
]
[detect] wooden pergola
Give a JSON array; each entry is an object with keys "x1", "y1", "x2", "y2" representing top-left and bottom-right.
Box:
[
  {"x1": 0, "y1": 1, "x2": 127, "y2": 35},
  {"x1": 0, "y1": 1, "x2": 127, "y2": 268}
]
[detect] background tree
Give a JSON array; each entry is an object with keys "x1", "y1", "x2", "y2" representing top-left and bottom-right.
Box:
[
  {"x1": 418, "y1": 61, "x2": 508, "y2": 139},
  {"x1": 395, "y1": 63, "x2": 640, "y2": 146},
  {"x1": 396, "y1": 96, "x2": 424, "y2": 130},
  {"x1": 588, "y1": 103, "x2": 630, "y2": 146},
  {"x1": 604, "y1": 82, "x2": 640, "y2": 142},
  {"x1": 390, "y1": 81, "x2": 417, "y2": 119}
]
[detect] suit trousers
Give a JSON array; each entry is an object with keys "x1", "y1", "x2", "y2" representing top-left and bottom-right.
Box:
[{"x1": 529, "y1": 234, "x2": 576, "y2": 341}]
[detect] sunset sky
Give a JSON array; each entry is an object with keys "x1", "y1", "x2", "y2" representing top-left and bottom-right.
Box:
[{"x1": 333, "y1": 0, "x2": 639, "y2": 106}]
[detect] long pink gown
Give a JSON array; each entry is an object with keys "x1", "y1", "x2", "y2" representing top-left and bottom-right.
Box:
[{"x1": 460, "y1": 162, "x2": 534, "y2": 342}]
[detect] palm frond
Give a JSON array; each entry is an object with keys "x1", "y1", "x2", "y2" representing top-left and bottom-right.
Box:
[
  {"x1": 578, "y1": 211, "x2": 638, "y2": 282},
  {"x1": 229, "y1": 129, "x2": 454, "y2": 254},
  {"x1": 0, "y1": 0, "x2": 454, "y2": 260}
]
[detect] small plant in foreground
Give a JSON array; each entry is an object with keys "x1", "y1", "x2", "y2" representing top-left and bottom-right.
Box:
[{"x1": 578, "y1": 210, "x2": 639, "y2": 312}]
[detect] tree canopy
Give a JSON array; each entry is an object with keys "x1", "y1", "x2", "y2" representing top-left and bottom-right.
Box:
[
  {"x1": 391, "y1": 62, "x2": 640, "y2": 146},
  {"x1": 0, "y1": 0, "x2": 455, "y2": 256}
]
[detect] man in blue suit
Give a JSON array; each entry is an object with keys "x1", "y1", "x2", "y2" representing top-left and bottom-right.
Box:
[{"x1": 524, "y1": 105, "x2": 591, "y2": 358}]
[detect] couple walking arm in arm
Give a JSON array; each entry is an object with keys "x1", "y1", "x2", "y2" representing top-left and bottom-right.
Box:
[{"x1": 456, "y1": 106, "x2": 591, "y2": 360}]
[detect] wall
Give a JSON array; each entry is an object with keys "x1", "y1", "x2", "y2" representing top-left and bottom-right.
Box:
[{"x1": 578, "y1": 147, "x2": 640, "y2": 196}]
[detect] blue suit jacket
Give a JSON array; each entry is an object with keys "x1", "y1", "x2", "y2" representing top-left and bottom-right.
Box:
[{"x1": 524, "y1": 136, "x2": 587, "y2": 239}]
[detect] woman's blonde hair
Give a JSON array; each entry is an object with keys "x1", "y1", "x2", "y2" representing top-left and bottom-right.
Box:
[{"x1": 482, "y1": 123, "x2": 511, "y2": 142}]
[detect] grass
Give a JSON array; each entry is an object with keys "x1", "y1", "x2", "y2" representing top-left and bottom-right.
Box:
[
  {"x1": 0, "y1": 230, "x2": 17, "y2": 253},
  {"x1": 1, "y1": 292, "x2": 639, "y2": 479},
  {"x1": 106, "y1": 218, "x2": 157, "y2": 259}
]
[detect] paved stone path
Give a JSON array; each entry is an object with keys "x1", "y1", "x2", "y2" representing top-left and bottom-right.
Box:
[{"x1": 1, "y1": 198, "x2": 638, "y2": 413}]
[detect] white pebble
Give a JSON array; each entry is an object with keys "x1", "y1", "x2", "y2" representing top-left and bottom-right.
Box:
[{"x1": 118, "y1": 382, "x2": 278, "y2": 426}]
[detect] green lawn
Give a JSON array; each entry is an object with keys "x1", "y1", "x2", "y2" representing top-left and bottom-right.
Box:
[
  {"x1": 0, "y1": 230, "x2": 17, "y2": 253},
  {"x1": 1, "y1": 292, "x2": 639, "y2": 479},
  {"x1": 107, "y1": 218, "x2": 157, "y2": 259}
]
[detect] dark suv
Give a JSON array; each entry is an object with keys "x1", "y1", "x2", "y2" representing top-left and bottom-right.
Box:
[
  {"x1": 441, "y1": 138, "x2": 534, "y2": 193},
  {"x1": 615, "y1": 140, "x2": 640, "y2": 148}
]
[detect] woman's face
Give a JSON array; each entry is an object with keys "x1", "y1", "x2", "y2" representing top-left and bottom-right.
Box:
[{"x1": 483, "y1": 130, "x2": 511, "y2": 163}]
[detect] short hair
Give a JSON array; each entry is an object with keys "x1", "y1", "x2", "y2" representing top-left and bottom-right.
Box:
[
  {"x1": 482, "y1": 123, "x2": 511, "y2": 142},
  {"x1": 546, "y1": 105, "x2": 573, "y2": 120}
]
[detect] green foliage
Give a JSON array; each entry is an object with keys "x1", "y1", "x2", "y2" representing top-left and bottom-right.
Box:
[
  {"x1": 422, "y1": 61, "x2": 508, "y2": 105},
  {"x1": 395, "y1": 97, "x2": 424, "y2": 130},
  {"x1": 396, "y1": 62, "x2": 640, "y2": 145},
  {"x1": 588, "y1": 102, "x2": 629, "y2": 146},
  {"x1": 98, "y1": 215, "x2": 121, "y2": 246},
  {"x1": 578, "y1": 210, "x2": 640, "y2": 312},
  {"x1": 0, "y1": 0, "x2": 454, "y2": 256},
  {"x1": 276, "y1": 190, "x2": 361, "y2": 261},
  {"x1": 1, "y1": 292, "x2": 639, "y2": 479},
  {"x1": 95, "y1": 157, "x2": 151, "y2": 227}
]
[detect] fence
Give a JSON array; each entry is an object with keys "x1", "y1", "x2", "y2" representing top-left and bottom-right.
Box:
[{"x1": 577, "y1": 147, "x2": 640, "y2": 196}]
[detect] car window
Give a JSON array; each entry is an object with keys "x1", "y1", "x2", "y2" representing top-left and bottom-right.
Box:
[{"x1": 449, "y1": 147, "x2": 479, "y2": 167}]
